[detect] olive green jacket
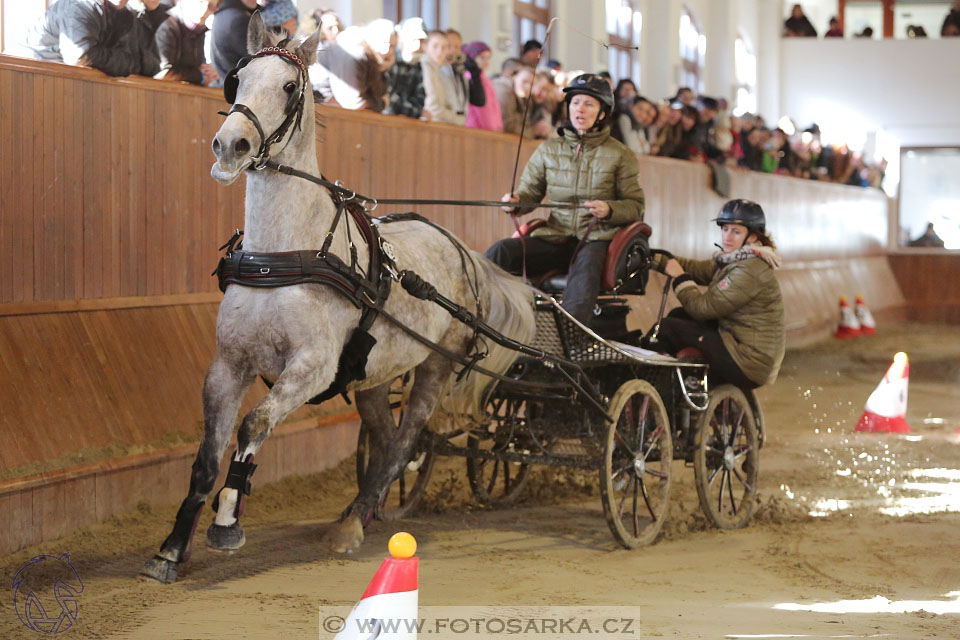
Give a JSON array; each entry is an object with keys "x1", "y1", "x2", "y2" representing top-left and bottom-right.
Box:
[
  {"x1": 656, "y1": 249, "x2": 786, "y2": 386},
  {"x1": 515, "y1": 127, "x2": 645, "y2": 241}
]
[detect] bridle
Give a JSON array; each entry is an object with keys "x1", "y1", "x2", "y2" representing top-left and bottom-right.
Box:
[{"x1": 218, "y1": 46, "x2": 308, "y2": 170}]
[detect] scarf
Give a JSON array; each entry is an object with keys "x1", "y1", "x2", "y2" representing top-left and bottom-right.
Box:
[{"x1": 714, "y1": 242, "x2": 782, "y2": 270}]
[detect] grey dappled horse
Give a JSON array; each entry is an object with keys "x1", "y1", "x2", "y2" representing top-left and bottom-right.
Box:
[{"x1": 141, "y1": 15, "x2": 535, "y2": 583}]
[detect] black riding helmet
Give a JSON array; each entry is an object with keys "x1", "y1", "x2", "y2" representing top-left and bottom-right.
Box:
[
  {"x1": 712, "y1": 199, "x2": 766, "y2": 233},
  {"x1": 562, "y1": 73, "x2": 615, "y2": 130}
]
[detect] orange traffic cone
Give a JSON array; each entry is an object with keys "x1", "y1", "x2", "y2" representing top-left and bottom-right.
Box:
[
  {"x1": 854, "y1": 294, "x2": 876, "y2": 335},
  {"x1": 855, "y1": 352, "x2": 910, "y2": 433},
  {"x1": 335, "y1": 532, "x2": 419, "y2": 639},
  {"x1": 834, "y1": 296, "x2": 862, "y2": 338}
]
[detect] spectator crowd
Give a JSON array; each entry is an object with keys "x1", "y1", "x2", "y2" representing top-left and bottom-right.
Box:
[
  {"x1": 784, "y1": 2, "x2": 960, "y2": 39},
  {"x1": 13, "y1": 0, "x2": 897, "y2": 189}
]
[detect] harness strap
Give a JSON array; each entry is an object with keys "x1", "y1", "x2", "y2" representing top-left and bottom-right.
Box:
[
  {"x1": 216, "y1": 250, "x2": 379, "y2": 307},
  {"x1": 220, "y1": 104, "x2": 266, "y2": 159}
]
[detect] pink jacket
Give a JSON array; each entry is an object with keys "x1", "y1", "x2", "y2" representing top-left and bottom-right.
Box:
[{"x1": 465, "y1": 71, "x2": 503, "y2": 132}]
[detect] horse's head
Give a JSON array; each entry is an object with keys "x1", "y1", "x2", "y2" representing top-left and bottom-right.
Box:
[{"x1": 211, "y1": 12, "x2": 321, "y2": 184}]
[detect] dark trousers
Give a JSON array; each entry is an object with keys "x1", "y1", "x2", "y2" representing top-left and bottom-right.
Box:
[
  {"x1": 485, "y1": 237, "x2": 609, "y2": 325},
  {"x1": 652, "y1": 308, "x2": 758, "y2": 390}
]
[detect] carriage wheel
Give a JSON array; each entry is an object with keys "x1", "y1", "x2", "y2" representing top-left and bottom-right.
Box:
[
  {"x1": 355, "y1": 374, "x2": 436, "y2": 521},
  {"x1": 746, "y1": 388, "x2": 766, "y2": 448},
  {"x1": 693, "y1": 384, "x2": 759, "y2": 529},
  {"x1": 600, "y1": 380, "x2": 672, "y2": 549},
  {"x1": 466, "y1": 396, "x2": 532, "y2": 506}
]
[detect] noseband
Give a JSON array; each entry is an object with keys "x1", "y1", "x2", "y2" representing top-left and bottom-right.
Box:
[{"x1": 219, "y1": 46, "x2": 308, "y2": 170}]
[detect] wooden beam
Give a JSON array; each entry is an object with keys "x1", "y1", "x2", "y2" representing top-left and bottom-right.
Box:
[
  {"x1": 0, "y1": 292, "x2": 223, "y2": 317},
  {"x1": 883, "y1": 0, "x2": 894, "y2": 38},
  {"x1": 513, "y1": 0, "x2": 550, "y2": 26}
]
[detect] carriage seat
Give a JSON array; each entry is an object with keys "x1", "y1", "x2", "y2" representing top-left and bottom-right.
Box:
[
  {"x1": 511, "y1": 219, "x2": 653, "y2": 295},
  {"x1": 675, "y1": 347, "x2": 707, "y2": 362}
]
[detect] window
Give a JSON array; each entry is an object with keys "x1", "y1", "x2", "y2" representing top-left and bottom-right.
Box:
[
  {"x1": 605, "y1": 0, "x2": 641, "y2": 85},
  {"x1": 513, "y1": 0, "x2": 551, "y2": 62},
  {"x1": 678, "y1": 6, "x2": 705, "y2": 93},
  {"x1": 383, "y1": 0, "x2": 449, "y2": 31},
  {"x1": 899, "y1": 148, "x2": 960, "y2": 248},
  {"x1": 733, "y1": 34, "x2": 756, "y2": 116},
  {"x1": 1, "y1": 0, "x2": 48, "y2": 54}
]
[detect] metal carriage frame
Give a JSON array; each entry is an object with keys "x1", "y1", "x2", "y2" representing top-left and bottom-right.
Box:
[{"x1": 357, "y1": 292, "x2": 765, "y2": 549}]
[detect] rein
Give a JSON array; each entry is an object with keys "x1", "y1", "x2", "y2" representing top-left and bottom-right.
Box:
[{"x1": 261, "y1": 160, "x2": 579, "y2": 211}]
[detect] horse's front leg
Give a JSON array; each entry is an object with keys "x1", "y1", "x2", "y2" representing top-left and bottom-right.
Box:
[
  {"x1": 141, "y1": 354, "x2": 253, "y2": 583},
  {"x1": 206, "y1": 352, "x2": 334, "y2": 552},
  {"x1": 329, "y1": 353, "x2": 454, "y2": 553}
]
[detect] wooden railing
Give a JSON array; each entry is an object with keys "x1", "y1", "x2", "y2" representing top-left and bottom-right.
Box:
[{"x1": 888, "y1": 250, "x2": 960, "y2": 323}]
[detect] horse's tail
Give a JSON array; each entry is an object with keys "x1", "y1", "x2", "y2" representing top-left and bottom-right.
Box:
[{"x1": 435, "y1": 254, "x2": 536, "y2": 425}]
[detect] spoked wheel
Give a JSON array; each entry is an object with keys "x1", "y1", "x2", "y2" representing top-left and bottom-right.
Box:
[
  {"x1": 466, "y1": 395, "x2": 533, "y2": 506},
  {"x1": 600, "y1": 380, "x2": 672, "y2": 549},
  {"x1": 746, "y1": 389, "x2": 766, "y2": 448},
  {"x1": 355, "y1": 374, "x2": 436, "y2": 520},
  {"x1": 693, "y1": 384, "x2": 759, "y2": 529}
]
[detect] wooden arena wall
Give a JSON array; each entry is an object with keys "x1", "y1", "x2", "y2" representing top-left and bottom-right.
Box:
[{"x1": 0, "y1": 56, "x2": 906, "y2": 554}]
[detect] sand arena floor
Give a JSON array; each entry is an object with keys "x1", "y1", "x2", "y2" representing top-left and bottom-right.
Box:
[{"x1": 2, "y1": 323, "x2": 960, "y2": 639}]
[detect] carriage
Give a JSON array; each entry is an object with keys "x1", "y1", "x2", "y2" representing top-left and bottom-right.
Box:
[{"x1": 357, "y1": 223, "x2": 766, "y2": 549}]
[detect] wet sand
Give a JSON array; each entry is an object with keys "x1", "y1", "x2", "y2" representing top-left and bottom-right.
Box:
[{"x1": 2, "y1": 322, "x2": 960, "y2": 639}]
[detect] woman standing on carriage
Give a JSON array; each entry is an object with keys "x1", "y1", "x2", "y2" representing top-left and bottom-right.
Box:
[
  {"x1": 484, "y1": 73, "x2": 646, "y2": 326},
  {"x1": 647, "y1": 199, "x2": 785, "y2": 390}
]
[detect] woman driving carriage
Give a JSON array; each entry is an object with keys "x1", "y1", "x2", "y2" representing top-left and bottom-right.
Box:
[
  {"x1": 647, "y1": 199, "x2": 785, "y2": 390},
  {"x1": 484, "y1": 73, "x2": 646, "y2": 325}
]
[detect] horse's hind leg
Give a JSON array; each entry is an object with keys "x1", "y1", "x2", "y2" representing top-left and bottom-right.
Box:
[
  {"x1": 322, "y1": 381, "x2": 394, "y2": 552},
  {"x1": 329, "y1": 353, "x2": 453, "y2": 552},
  {"x1": 206, "y1": 354, "x2": 334, "y2": 551},
  {"x1": 141, "y1": 355, "x2": 252, "y2": 583}
]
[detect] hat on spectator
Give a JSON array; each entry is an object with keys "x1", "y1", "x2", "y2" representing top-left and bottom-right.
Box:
[
  {"x1": 699, "y1": 96, "x2": 719, "y2": 111},
  {"x1": 319, "y1": 11, "x2": 340, "y2": 29},
  {"x1": 262, "y1": 0, "x2": 298, "y2": 28},
  {"x1": 397, "y1": 17, "x2": 427, "y2": 40},
  {"x1": 462, "y1": 41, "x2": 490, "y2": 59}
]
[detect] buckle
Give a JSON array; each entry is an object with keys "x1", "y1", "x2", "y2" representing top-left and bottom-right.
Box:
[{"x1": 334, "y1": 180, "x2": 355, "y2": 200}]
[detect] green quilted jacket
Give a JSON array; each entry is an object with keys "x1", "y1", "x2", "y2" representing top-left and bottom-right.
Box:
[
  {"x1": 515, "y1": 127, "x2": 645, "y2": 241},
  {"x1": 656, "y1": 250, "x2": 786, "y2": 386}
]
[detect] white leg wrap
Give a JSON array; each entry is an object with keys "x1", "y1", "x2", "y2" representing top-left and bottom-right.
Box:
[{"x1": 213, "y1": 488, "x2": 239, "y2": 526}]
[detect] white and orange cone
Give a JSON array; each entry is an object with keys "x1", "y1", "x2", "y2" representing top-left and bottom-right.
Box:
[
  {"x1": 334, "y1": 532, "x2": 419, "y2": 639},
  {"x1": 854, "y1": 294, "x2": 877, "y2": 335},
  {"x1": 834, "y1": 296, "x2": 862, "y2": 339},
  {"x1": 855, "y1": 352, "x2": 910, "y2": 434}
]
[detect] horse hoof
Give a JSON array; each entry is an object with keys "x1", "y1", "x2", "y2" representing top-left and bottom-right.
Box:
[
  {"x1": 324, "y1": 514, "x2": 364, "y2": 554},
  {"x1": 206, "y1": 522, "x2": 245, "y2": 552},
  {"x1": 140, "y1": 556, "x2": 178, "y2": 584}
]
